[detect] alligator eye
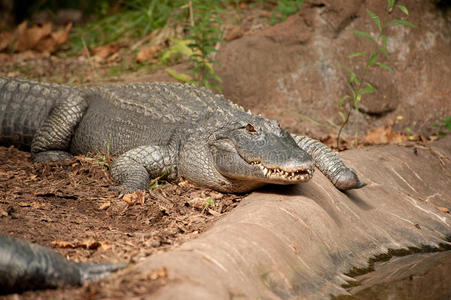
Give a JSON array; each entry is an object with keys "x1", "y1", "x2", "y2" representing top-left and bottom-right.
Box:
[{"x1": 245, "y1": 123, "x2": 257, "y2": 134}]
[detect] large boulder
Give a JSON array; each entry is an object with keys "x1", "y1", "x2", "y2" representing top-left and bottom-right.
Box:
[
  {"x1": 216, "y1": 0, "x2": 451, "y2": 137},
  {"x1": 94, "y1": 138, "x2": 451, "y2": 299}
]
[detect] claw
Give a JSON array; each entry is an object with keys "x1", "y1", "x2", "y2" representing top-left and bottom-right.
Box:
[{"x1": 334, "y1": 168, "x2": 366, "y2": 191}]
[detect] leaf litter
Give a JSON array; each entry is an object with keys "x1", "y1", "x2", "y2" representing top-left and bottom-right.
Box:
[{"x1": 0, "y1": 145, "x2": 244, "y2": 298}]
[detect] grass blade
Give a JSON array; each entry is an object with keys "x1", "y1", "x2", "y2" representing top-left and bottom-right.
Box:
[
  {"x1": 348, "y1": 52, "x2": 368, "y2": 58},
  {"x1": 377, "y1": 62, "x2": 393, "y2": 71},
  {"x1": 350, "y1": 30, "x2": 376, "y2": 43},
  {"x1": 367, "y1": 53, "x2": 379, "y2": 67},
  {"x1": 367, "y1": 10, "x2": 382, "y2": 32},
  {"x1": 396, "y1": 4, "x2": 409, "y2": 15},
  {"x1": 389, "y1": 20, "x2": 414, "y2": 28}
]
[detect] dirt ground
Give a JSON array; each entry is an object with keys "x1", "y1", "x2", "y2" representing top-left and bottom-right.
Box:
[{"x1": 0, "y1": 145, "x2": 244, "y2": 299}]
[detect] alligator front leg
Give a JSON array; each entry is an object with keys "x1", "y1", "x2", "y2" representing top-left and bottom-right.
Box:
[
  {"x1": 291, "y1": 134, "x2": 366, "y2": 190},
  {"x1": 110, "y1": 145, "x2": 177, "y2": 195},
  {"x1": 31, "y1": 93, "x2": 88, "y2": 162}
]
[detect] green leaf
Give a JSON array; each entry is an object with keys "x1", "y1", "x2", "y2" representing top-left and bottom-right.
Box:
[
  {"x1": 367, "y1": 10, "x2": 382, "y2": 32},
  {"x1": 161, "y1": 38, "x2": 195, "y2": 63},
  {"x1": 389, "y1": 20, "x2": 414, "y2": 28},
  {"x1": 350, "y1": 30, "x2": 376, "y2": 43},
  {"x1": 387, "y1": 0, "x2": 395, "y2": 10},
  {"x1": 445, "y1": 116, "x2": 451, "y2": 130},
  {"x1": 348, "y1": 52, "x2": 368, "y2": 58},
  {"x1": 380, "y1": 34, "x2": 388, "y2": 48},
  {"x1": 360, "y1": 82, "x2": 376, "y2": 94},
  {"x1": 379, "y1": 46, "x2": 389, "y2": 58},
  {"x1": 339, "y1": 95, "x2": 350, "y2": 108},
  {"x1": 377, "y1": 62, "x2": 393, "y2": 71},
  {"x1": 396, "y1": 4, "x2": 409, "y2": 15},
  {"x1": 354, "y1": 94, "x2": 361, "y2": 108},
  {"x1": 349, "y1": 71, "x2": 357, "y2": 85},
  {"x1": 365, "y1": 81, "x2": 375, "y2": 90},
  {"x1": 367, "y1": 53, "x2": 379, "y2": 67},
  {"x1": 339, "y1": 111, "x2": 346, "y2": 122},
  {"x1": 166, "y1": 68, "x2": 192, "y2": 83}
]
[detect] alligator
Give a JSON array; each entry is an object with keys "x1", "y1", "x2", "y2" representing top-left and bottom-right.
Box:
[
  {"x1": 0, "y1": 77, "x2": 365, "y2": 294},
  {"x1": 0, "y1": 77, "x2": 365, "y2": 193}
]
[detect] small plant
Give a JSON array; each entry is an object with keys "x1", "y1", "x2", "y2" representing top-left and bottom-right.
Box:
[
  {"x1": 201, "y1": 198, "x2": 215, "y2": 214},
  {"x1": 431, "y1": 116, "x2": 451, "y2": 137},
  {"x1": 70, "y1": 0, "x2": 185, "y2": 52},
  {"x1": 337, "y1": 0, "x2": 414, "y2": 148},
  {"x1": 149, "y1": 168, "x2": 171, "y2": 189},
  {"x1": 270, "y1": 0, "x2": 306, "y2": 25},
  {"x1": 82, "y1": 139, "x2": 113, "y2": 169},
  {"x1": 161, "y1": 1, "x2": 224, "y2": 91},
  {"x1": 187, "y1": 0, "x2": 224, "y2": 91}
]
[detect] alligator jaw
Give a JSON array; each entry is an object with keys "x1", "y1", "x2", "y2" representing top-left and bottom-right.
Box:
[{"x1": 249, "y1": 161, "x2": 314, "y2": 183}]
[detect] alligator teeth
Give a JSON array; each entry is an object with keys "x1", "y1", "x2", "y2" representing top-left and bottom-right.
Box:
[{"x1": 250, "y1": 160, "x2": 313, "y2": 181}]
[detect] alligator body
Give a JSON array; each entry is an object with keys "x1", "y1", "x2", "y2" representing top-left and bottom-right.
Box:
[
  {"x1": 0, "y1": 77, "x2": 364, "y2": 193},
  {"x1": 0, "y1": 77, "x2": 365, "y2": 294}
]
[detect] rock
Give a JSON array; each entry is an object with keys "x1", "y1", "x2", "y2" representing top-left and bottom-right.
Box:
[
  {"x1": 216, "y1": 0, "x2": 451, "y2": 137},
  {"x1": 97, "y1": 137, "x2": 451, "y2": 299}
]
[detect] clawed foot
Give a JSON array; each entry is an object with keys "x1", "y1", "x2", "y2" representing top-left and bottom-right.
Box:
[
  {"x1": 334, "y1": 168, "x2": 366, "y2": 191},
  {"x1": 32, "y1": 150, "x2": 74, "y2": 162},
  {"x1": 109, "y1": 185, "x2": 145, "y2": 198},
  {"x1": 77, "y1": 262, "x2": 126, "y2": 283}
]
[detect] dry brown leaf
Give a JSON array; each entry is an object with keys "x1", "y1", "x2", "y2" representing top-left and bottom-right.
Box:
[
  {"x1": 51, "y1": 23, "x2": 72, "y2": 45},
  {"x1": 100, "y1": 242, "x2": 112, "y2": 251},
  {"x1": 136, "y1": 45, "x2": 160, "y2": 63},
  {"x1": 34, "y1": 36, "x2": 56, "y2": 53},
  {"x1": 122, "y1": 190, "x2": 145, "y2": 206},
  {"x1": 52, "y1": 240, "x2": 76, "y2": 248},
  {"x1": 52, "y1": 239, "x2": 102, "y2": 250},
  {"x1": 0, "y1": 31, "x2": 15, "y2": 52},
  {"x1": 224, "y1": 26, "x2": 244, "y2": 41},
  {"x1": 208, "y1": 208, "x2": 221, "y2": 216},
  {"x1": 92, "y1": 43, "x2": 121, "y2": 60},
  {"x1": 80, "y1": 239, "x2": 102, "y2": 250},
  {"x1": 0, "y1": 53, "x2": 11, "y2": 62},
  {"x1": 261, "y1": 11, "x2": 272, "y2": 18},
  {"x1": 438, "y1": 207, "x2": 449, "y2": 214},
  {"x1": 365, "y1": 125, "x2": 408, "y2": 144},
  {"x1": 12, "y1": 50, "x2": 38, "y2": 61},
  {"x1": 16, "y1": 22, "x2": 52, "y2": 52},
  {"x1": 18, "y1": 202, "x2": 32, "y2": 207},
  {"x1": 14, "y1": 21, "x2": 71, "y2": 53},
  {"x1": 0, "y1": 170, "x2": 13, "y2": 179},
  {"x1": 99, "y1": 201, "x2": 111, "y2": 210},
  {"x1": 0, "y1": 208, "x2": 8, "y2": 217},
  {"x1": 150, "y1": 267, "x2": 168, "y2": 280}
]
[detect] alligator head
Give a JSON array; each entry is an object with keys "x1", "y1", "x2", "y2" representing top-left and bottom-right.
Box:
[{"x1": 178, "y1": 114, "x2": 315, "y2": 193}]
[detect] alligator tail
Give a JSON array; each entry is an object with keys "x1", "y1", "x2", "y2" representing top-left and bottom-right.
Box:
[
  {"x1": 0, "y1": 235, "x2": 125, "y2": 294},
  {"x1": 0, "y1": 78, "x2": 72, "y2": 148},
  {"x1": 292, "y1": 134, "x2": 366, "y2": 190}
]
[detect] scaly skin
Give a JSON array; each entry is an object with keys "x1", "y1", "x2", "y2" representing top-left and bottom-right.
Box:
[
  {"x1": 0, "y1": 77, "x2": 364, "y2": 193},
  {"x1": 0, "y1": 235, "x2": 125, "y2": 294}
]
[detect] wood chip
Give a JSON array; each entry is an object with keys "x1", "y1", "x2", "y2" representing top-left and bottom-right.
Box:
[
  {"x1": 437, "y1": 206, "x2": 449, "y2": 214},
  {"x1": 99, "y1": 201, "x2": 111, "y2": 210}
]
